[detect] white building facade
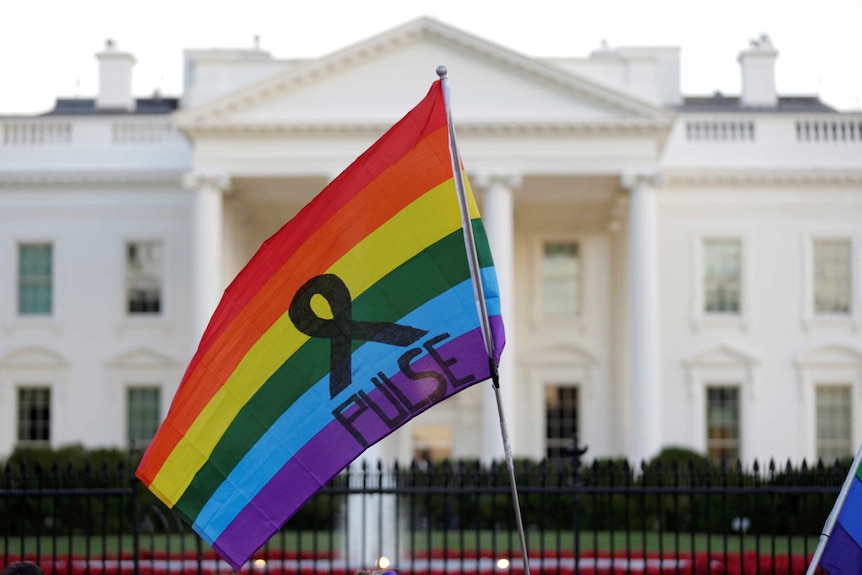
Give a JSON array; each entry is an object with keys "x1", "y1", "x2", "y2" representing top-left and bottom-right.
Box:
[{"x1": 1, "y1": 18, "x2": 860, "y2": 466}]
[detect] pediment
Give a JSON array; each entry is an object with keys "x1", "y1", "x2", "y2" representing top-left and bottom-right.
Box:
[
  {"x1": 0, "y1": 346, "x2": 68, "y2": 369},
  {"x1": 523, "y1": 343, "x2": 598, "y2": 366},
  {"x1": 796, "y1": 344, "x2": 862, "y2": 368},
  {"x1": 685, "y1": 344, "x2": 759, "y2": 369},
  {"x1": 107, "y1": 347, "x2": 181, "y2": 369},
  {"x1": 177, "y1": 17, "x2": 669, "y2": 134}
]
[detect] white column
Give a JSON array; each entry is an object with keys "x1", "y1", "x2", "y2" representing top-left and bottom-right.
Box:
[
  {"x1": 345, "y1": 444, "x2": 397, "y2": 569},
  {"x1": 184, "y1": 172, "x2": 230, "y2": 348},
  {"x1": 475, "y1": 173, "x2": 520, "y2": 463},
  {"x1": 622, "y1": 172, "x2": 662, "y2": 464}
]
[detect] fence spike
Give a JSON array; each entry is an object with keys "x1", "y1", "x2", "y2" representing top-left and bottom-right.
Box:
[{"x1": 833, "y1": 458, "x2": 844, "y2": 476}]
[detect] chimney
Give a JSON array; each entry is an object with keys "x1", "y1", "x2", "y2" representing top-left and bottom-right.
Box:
[
  {"x1": 96, "y1": 39, "x2": 136, "y2": 111},
  {"x1": 738, "y1": 34, "x2": 778, "y2": 108}
]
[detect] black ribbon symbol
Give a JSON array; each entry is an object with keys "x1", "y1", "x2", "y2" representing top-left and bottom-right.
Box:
[{"x1": 289, "y1": 274, "x2": 428, "y2": 399}]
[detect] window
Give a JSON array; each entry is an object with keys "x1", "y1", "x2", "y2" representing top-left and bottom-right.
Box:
[
  {"x1": 127, "y1": 387, "x2": 161, "y2": 445},
  {"x1": 545, "y1": 385, "x2": 578, "y2": 461},
  {"x1": 706, "y1": 386, "x2": 740, "y2": 463},
  {"x1": 813, "y1": 239, "x2": 852, "y2": 315},
  {"x1": 18, "y1": 243, "x2": 53, "y2": 315},
  {"x1": 703, "y1": 239, "x2": 741, "y2": 314},
  {"x1": 411, "y1": 424, "x2": 452, "y2": 463},
  {"x1": 126, "y1": 241, "x2": 162, "y2": 314},
  {"x1": 17, "y1": 387, "x2": 50, "y2": 444},
  {"x1": 816, "y1": 385, "x2": 852, "y2": 463},
  {"x1": 542, "y1": 242, "x2": 579, "y2": 315}
]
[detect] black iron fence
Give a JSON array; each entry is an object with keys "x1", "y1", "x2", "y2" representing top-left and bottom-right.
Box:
[{"x1": 0, "y1": 442, "x2": 847, "y2": 575}]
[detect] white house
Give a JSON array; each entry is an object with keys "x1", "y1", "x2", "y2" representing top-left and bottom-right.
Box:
[{"x1": 1, "y1": 17, "x2": 860, "y2": 466}]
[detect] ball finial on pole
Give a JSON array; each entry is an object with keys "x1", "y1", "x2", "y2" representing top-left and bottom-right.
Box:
[{"x1": 436, "y1": 65, "x2": 448, "y2": 79}]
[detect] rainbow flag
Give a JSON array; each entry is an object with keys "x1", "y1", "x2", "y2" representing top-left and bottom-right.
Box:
[
  {"x1": 819, "y1": 454, "x2": 862, "y2": 575},
  {"x1": 135, "y1": 79, "x2": 505, "y2": 570}
]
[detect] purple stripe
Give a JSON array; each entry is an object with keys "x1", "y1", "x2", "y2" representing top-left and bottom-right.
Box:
[
  {"x1": 212, "y1": 319, "x2": 502, "y2": 569},
  {"x1": 491, "y1": 315, "x2": 506, "y2": 363},
  {"x1": 821, "y1": 521, "x2": 862, "y2": 575}
]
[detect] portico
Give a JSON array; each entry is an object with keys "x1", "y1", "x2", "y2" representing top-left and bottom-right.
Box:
[{"x1": 177, "y1": 16, "x2": 672, "y2": 463}]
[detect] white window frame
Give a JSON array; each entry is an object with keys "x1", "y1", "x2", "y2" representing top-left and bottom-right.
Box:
[
  {"x1": 704, "y1": 384, "x2": 742, "y2": 463},
  {"x1": 801, "y1": 233, "x2": 860, "y2": 331},
  {"x1": 107, "y1": 347, "x2": 180, "y2": 449},
  {"x1": 525, "y1": 346, "x2": 598, "y2": 458},
  {"x1": 684, "y1": 345, "x2": 758, "y2": 462},
  {"x1": 0, "y1": 346, "x2": 68, "y2": 453},
  {"x1": 16, "y1": 385, "x2": 53, "y2": 447},
  {"x1": 4, "y1": 235, "x2": 62, "y2": 333},
  {"x1": 17, "y1": 243, "x2": 54, "y2": 316},
  {"x1": 125, "y1": 239, "x2": 165, "y2": 317},
  {"x1": 126, "y1": 385, "x2": 162, "y2": 448},
  {"x1": 531, "y1": 234, "x2": 586, "y2": 330},
  {"x1": 543, "y1": 382, "x2": 581, "y2": 461},
  {"x1": 813, "y1": 384, "x2": 853, "y2": 463},
  {"x1": 118, "y1": 236, "x2": 173, "y2": 333},
  {"x1": 690, "y1": 233, "x2": 751, "y2": 332},
  {"x1": 796, "y1": 344, "x2": 862, "y2": 461}
]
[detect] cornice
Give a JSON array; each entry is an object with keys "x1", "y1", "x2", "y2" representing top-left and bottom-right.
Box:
[
  {"x1": 179, "y1": 119, "x2": 669, "y2": 139},
  {"x1": 182, "y1": 171, "x2": 231, "y2": 193},
  {"x1": 663, "y1": 169, "x2": 862, "y2": 186},
  {"x1": 621, "y1": 171, "x2": 663, "y2": 190},
  {"x1": 0, "y1": 170, "x2": 185, "y2": 189},
  {"x1": 176, "y1": 17, "x2": 670, "y2": 128},
  {"x1": 408, "y1": 19, "x2": 668, "y2": 119}
]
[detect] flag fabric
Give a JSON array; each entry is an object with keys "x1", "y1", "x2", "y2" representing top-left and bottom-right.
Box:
[
  {"x1": 135, "y1": 79, "x2": 505, "y2": 570},
  {"x1": 820, "y1": 457, "x2": 862, "y2": 575}
]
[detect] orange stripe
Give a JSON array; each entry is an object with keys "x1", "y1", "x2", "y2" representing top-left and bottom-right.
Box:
[
  {"x1": 191, "y1": 83, "x2": 446, "y2": 361},
  {"x1": 138, "y1": 126, "x2": 452, "y2": 483}
]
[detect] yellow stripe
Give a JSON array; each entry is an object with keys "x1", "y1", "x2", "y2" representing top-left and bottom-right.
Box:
[{"x1": 150, "y1": 177, "x2": 480, "y2": 503}]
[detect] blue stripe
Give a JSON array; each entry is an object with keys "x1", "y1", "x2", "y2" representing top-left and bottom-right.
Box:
[
  {"x1": 838, "y1": 476, "x2": 862, "y2": 548},
  {"x1": 193, "y1": 272, "x2": 501, "y2": 542}
]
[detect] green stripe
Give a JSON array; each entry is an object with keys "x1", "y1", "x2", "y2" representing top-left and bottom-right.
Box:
[{"x1": 175, "y1": 222, "x2": 494, "y2": 521}]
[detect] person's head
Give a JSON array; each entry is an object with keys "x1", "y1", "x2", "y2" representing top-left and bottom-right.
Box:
[{"x1": 2, "y1": 563, "x2": 44, "y2": 575}]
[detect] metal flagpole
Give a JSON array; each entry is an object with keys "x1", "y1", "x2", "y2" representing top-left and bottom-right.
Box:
[
  {"x1": 805, "y1": 442, "x2": 862, "y2": 575},
  {"x1": 437, "y1": 65, "x2": 532, "y2": 575}
]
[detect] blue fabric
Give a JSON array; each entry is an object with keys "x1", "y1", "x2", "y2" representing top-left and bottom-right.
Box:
[
  {"x1": 822, "y1": 472, "x2": 862, "y2": 575},
  {"x1": 839, "y1": 475, "x2": 862, "y2": 547},
  {"x1": 821, "y1": 522, "x2": 862, "y2": 575}
]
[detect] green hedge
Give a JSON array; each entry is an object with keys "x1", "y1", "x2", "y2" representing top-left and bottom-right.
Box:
[
  {"x1": 0, "y1": 445, "x2": 849, "y2": 538},
  {"x1": 0, "y1": 444, "x2": 341, "y2": 536},
  {"x1": 398, "y1": 447, "x2": 849, "y2": 536}
]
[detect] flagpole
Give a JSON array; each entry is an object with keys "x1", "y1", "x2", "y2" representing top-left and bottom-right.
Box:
[
  {"x1": 805, "y1": 443, "x2": 862, "y2": 575},
  {"x1": 437, "y1": 65, "x2": 532, "y2": 575}
]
